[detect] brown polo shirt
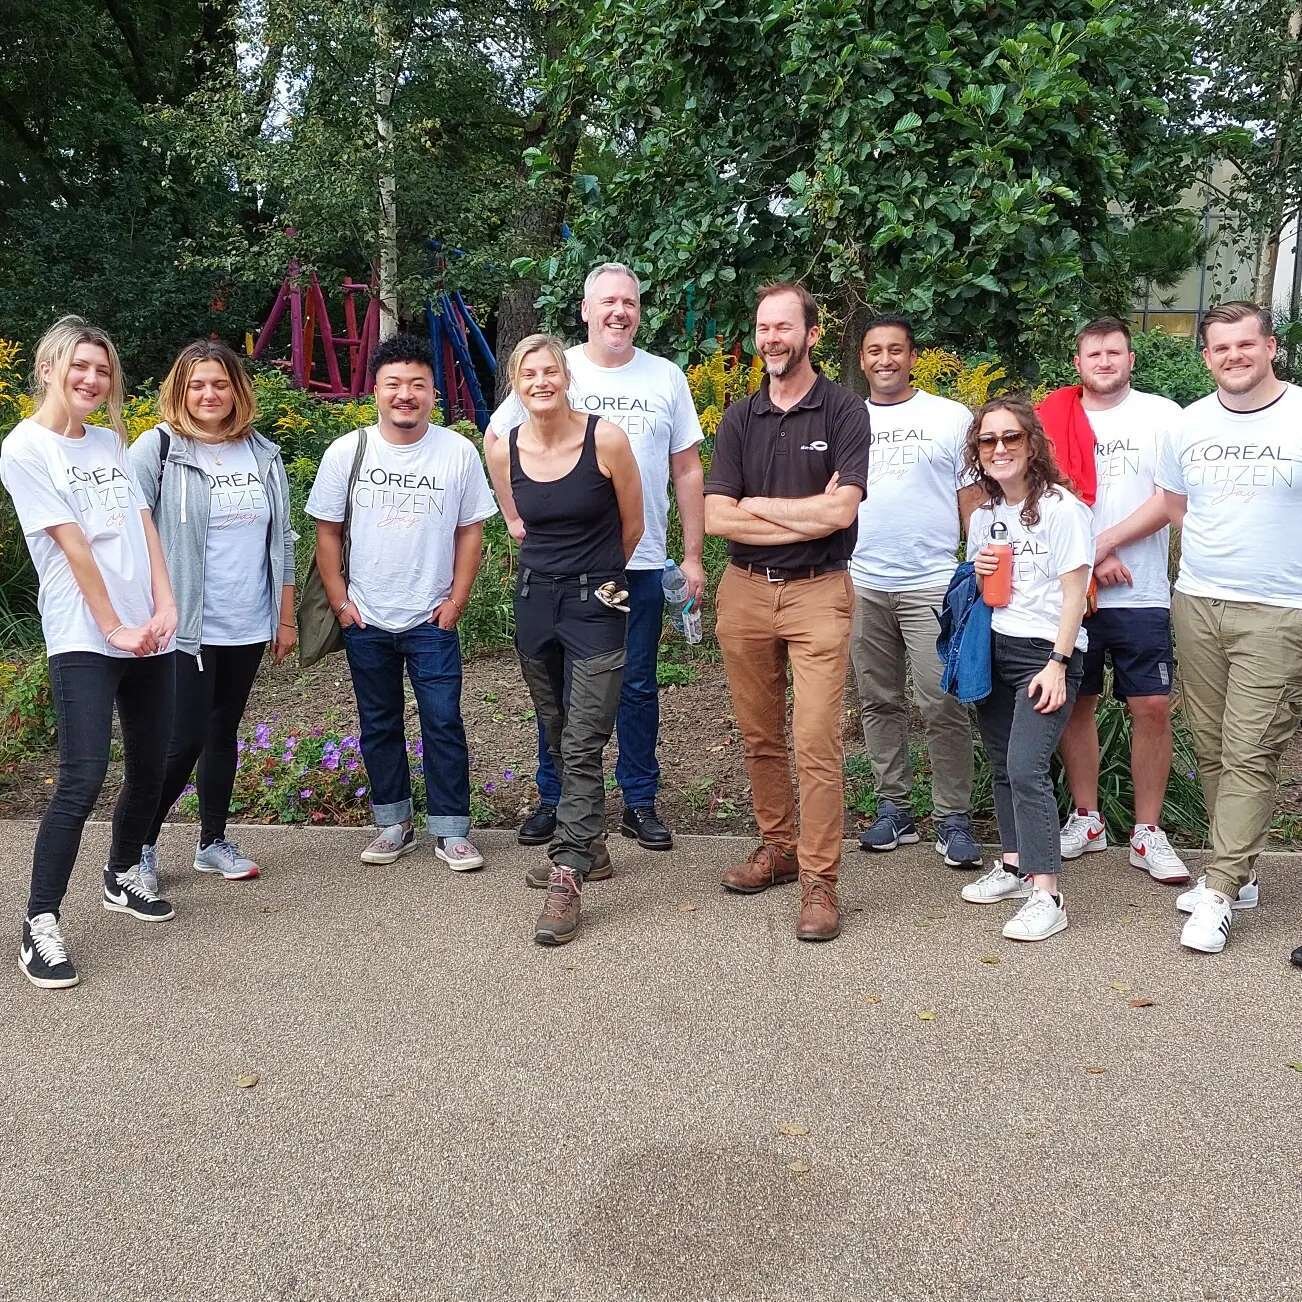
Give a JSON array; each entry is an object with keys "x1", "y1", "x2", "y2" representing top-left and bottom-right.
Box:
[{"x1": 704, "y1": 371, "x2": 871, "y2": 569}]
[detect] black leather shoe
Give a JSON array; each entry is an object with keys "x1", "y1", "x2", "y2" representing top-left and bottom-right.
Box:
[
  {"x1": 517, "y1": 804, "x2": 557, "y2": 846},
  {"x1": 620, "y1": 805, "x2": 672, "y2": 851},
  {"x1": 1291, "y1": 944, "x2": 1302, "y2": 968}
]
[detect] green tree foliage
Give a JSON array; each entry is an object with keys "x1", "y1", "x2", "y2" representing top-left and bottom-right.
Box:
[
  {"x1": 526, "y1": 0, "x2": 1204, "y2": 369},
  {"x1": 0, "y1": 0, "x2": 260, "y2": 378}
]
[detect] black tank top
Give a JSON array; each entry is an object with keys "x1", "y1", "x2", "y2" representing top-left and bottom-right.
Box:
[{"x1": 510, "y1": 414, "x2": 625, "y2": 575}]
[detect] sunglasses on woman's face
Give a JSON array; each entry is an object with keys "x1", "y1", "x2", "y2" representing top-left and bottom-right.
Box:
[{"x1": 976, "y1": 431, "x2": 1027, "y2": 451}]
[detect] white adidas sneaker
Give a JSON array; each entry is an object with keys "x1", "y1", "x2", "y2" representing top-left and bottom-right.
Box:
[
  {"x1": 1180, "y1": 892, "x2": 1234, "y2": 954},
  {"x1": 1176, "y1": 875, "x2": 1259, "y2": 914}
]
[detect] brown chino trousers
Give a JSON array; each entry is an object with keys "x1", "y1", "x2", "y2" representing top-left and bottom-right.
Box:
[{"x1": 716, "y1": 566, "x2": 854, "y2": 881}]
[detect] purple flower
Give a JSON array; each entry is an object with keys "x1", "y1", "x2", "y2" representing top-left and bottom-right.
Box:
[
  {"x1": 181, "y1": 783, "x2": 196, "y2": 796},
  {"x1": 346, "y1": 758, "x2": 359, "y2": 773},
  {"x1": 483, "y1": 781, "x2": 496, "y2": 795},
  {"x1": 502, "y1": 769, "x2": 516, "y2": 783},
  {"x1": 355, "y1": 787, "x2": 367, "y2": 798},
  {"x1": 254, "y1": 723, "x2": 271, "y2": 749},
  {"x1": 285, "y1": 735, "x2": 299, "y2": 751},
  {"x1": 323, "y1": 753, "x2": 340, "y2": 771},
  {"x1": 263, "y1": 776, "x2": 274, "y2": 786},
  {"x1": 412, "y1": 739, "x2": 424, "y2": 758},
  {"x1": 236, "y1": 740, "x2": 246, "y2": 754},
  {"x1": 341, "y1": 735, "x2": 359, "y2": 750},
  {"x1": 299, "y1": 788, "x2": 313, "y2": 799}
]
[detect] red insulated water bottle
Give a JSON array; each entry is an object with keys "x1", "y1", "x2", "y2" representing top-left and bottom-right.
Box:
[{"x1": 982, "y1": 520, "x2": 1012, "y2": 608}]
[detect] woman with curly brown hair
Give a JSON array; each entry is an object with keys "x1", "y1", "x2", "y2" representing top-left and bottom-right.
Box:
[{"x1": 958, "y1": 395, "x2": 1093, "y2": 942}]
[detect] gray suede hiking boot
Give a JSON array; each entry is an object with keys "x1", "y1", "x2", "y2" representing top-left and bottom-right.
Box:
[
  {"x1": 534, "y1": 866, "x2": 583, "y2": 946},
  {"x1": 526, "y1": 839, "x2": 611, "y2": 888}
]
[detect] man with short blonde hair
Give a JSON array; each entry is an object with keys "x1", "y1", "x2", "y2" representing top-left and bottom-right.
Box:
[{"x1": 1157, "y1": 301, "x2": 1302, "y2": 955}]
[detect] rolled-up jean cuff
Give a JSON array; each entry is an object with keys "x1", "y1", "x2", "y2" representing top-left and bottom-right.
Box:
[
  {"x1": 426, "y1": 814, "x2": 470, "y2": 837},
  {"x1": 372, "y1": 798, "x2": 413, "y2": 827}
]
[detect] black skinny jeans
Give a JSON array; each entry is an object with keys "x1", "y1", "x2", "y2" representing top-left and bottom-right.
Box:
[
  {"x1": 975, "y1": 633, "x2": 1082, "y2": 877},
  {"x1": 30, "y1": 651, "x2": 175, "y2": 917},
  {"x1": 146, "y1": 643, "x2": 266, "y2": 847}
]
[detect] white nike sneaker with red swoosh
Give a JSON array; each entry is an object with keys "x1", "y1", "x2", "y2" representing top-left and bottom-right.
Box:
[
  {"x1": 1129, "y1": 825, "x2": 1190, "y2": 883},
  {"x1": 1060, "y1": 809, "x2": 1107, "y2": 860}
]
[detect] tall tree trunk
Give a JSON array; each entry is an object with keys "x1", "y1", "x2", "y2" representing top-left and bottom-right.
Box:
[
  {"x1": 1254, "y1": 7, "x2": 1302, "y2": 307},
  {"x1": 374, "y1": 4, "x2": 399, "y2": 341}
]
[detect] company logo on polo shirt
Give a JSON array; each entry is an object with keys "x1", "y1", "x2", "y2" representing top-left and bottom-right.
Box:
[
  {"x1": 1181, "y1": 436, "x2": 1296, "y2": 501},
  {"x1": 800, "y1": 439, "x2": 829, "y2": 452}
]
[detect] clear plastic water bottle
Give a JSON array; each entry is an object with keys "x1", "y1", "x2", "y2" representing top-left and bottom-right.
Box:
[{"x1": 662, "y1": 559, "x2": 702, "y2": 644}]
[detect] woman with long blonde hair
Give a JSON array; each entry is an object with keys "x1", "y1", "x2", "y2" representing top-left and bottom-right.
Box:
[
  {"x1": 129, "y1": 340, "x2": 297, "y2": 889},
  {"x1": 0, "y1": 317, "x2": 178, "y2": 990}
]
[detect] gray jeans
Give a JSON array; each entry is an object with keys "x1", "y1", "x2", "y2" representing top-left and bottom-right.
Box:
[
  {"x1": 976, "y1": 633, "x2": 1082, "y2": 875},
  {"x1": 851, "y1": 584, "x2": 974, "y2": 816}
]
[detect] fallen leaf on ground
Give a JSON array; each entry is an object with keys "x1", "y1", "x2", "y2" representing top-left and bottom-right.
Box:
[
  {"x1": 1085, "y1": 1066, "x2": 1107, "y2": 1075},
  {"x1": 1286, "y1": 1062, "x2": 1302, "y2": 1073},
  {"x1": 863, "y1": 994, "x2": 881, "y2": 1005},
  {"x1": 677, "y1": 901, "x2": 698, "y2": 913},
  {"x1": 1128, "y1": 997, "x2": 1156, "y2": 1009},
  {"x1": 235, "y1": 1072, "x2": 260, "y2": 1089},
  {"x1": 917, "y1": 1010, "x2": 936, "y2": 1022},
  {"x1": 978, "y1": 954, "x2": 1001, "y2": 966},
  {"x1": 776, "y1": 1122, "x2": 810, "y2": 1137},
  {"x1": 1109, "y1": 980, "x2": 1131, "y2": 993},
  {"x1": 788, "y1": 1160, "x2": 811, "y2": 1174}
]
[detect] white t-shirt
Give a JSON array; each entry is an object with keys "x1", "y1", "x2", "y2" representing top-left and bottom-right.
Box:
[
  {"x1": 1156, "y1": 383, "x2": 1302, "y2": 607},
  {"x1": 967, "y1": 489, "x2": 1094, "y2": 651},
  {"x1": 489, "y1": 345, "x2": 703, "y2": 570},
  {"x1": 1084, "y1": 389, "x2": 1179, "y2": 610},
  {"x1": 850, "y1": 388, "x2": 972, "y2": 591},
  {"x1": 0, "y1": 418, "x2": 155, "y2": 657},
  {"x1": 306, "y1": 423, "x2": 497, "y2": 632},
  {"x1": 189, "y1": 438, "x2": 274, "y2": 645}
]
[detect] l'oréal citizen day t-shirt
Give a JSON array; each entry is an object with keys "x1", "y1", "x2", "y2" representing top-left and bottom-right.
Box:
[
  {"x1": 850, "y1": 388, "x2": 973, "y2": 591},
  {"x1": 967, "y1": 489, "x2": 1094, "y2": 651},
  {"x1": 1084, "y1": 389, "x2": 1180, "y2": 610},
  {"x1": 0, "y1": 418, "x2": 155, "y2": 657},
  {"x1": 188, "y1": 437, "x2": 274, "y2": 645},
  {"x1": 1157, "y1": 383, "x2": 1302, "y2": 607},
  {"x1": 489, "y1": 345, "x2": 703, "y2": 570},
  {"x1": 306, "y1": 424, "x2": 497, "y2": 632}
]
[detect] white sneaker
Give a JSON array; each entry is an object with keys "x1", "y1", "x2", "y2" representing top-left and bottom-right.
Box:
[
  {"x1": 961, "y1": 861, "x2": 1032, "y2": 905},
  {"x1": 194, "y1": 837, "x2": 261, "y2": 880},
  {"x1": 1002, "y1": 888, "x2": 1068, "y2": 942},
  {"x1": 1129, "y1": 826, "x2": 1190, "y2": 884},
  {"x1": 1180, "y1": 892, "x2": 1234, "y2": 953},
  {"x1": 1060, "y1": 809, "x2": 1107, "y2": 859},
  {"x1": 1176, "y1": 875, "x2": 1259, "y2": 914},
  {"x1": 138, "y1": 844, "x2": 160, "y2": 895},
  {"x1": 434, "y1": 835, "x2": 484, "y2": 872}
]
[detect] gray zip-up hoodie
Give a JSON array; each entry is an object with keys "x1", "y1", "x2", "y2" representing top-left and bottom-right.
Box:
[{"x1": 130, "y1": 423, "x2": 296, "y2": 660}]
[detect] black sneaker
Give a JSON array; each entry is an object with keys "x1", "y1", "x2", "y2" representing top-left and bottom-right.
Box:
[
  {"x1": 20, "y1": 913, "x2": 79, "y2": 989},
  {"x1": 517, "y1": 804, "x2": 557, "y2": 846},
  {"x1": 620, "y1": 805, "x2": 673, "y2": 851},
  {"x1": 103, "y1": 864, "x2": 175, "y2": 921}
]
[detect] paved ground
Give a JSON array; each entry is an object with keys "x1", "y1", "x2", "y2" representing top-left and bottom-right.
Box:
[{"x1": 3, "y1": 821, "x2": 1301, "y2": 1302}]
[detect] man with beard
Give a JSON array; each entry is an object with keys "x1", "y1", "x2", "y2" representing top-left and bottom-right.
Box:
[
  {"x1": 1157, "y1": 302, "x2": 1302, "y2": 955},
  {"x1": 485, "y1": 263, "x2": 704, "y2": 859},
  {"x1": 705, "y1": 283, "x2": 870, "y2": 941},
  {"x1": 1045, "y1": 318, "x2": 1190, "y2": 885},
  {"x1": 850, "y1": 315, "x2": 985, "y2": 867}
]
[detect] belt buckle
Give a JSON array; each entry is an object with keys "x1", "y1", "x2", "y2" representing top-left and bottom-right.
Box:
[{"x1": 763, "y1": 566, "x2": 783, "y2": 583}]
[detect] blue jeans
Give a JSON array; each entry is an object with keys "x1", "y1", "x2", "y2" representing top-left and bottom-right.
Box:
[
  {"x1": 343, "y1": 621, "x2": 470, "y2": 836},
  {"x1": 534, "y1": 567, "x2": 663, "y2": 808}
]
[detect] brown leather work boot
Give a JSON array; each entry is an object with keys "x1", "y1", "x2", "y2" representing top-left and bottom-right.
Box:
[
  {"x1": 796, "y1": 876, "x2": 841, "y2": 942},
  {"x1": 534, "y1": 866, "x2": 582, "y2": 945},
  {"x1": 526, "y1": 839, "x2": 612, "y2": 888},
  {"x1": 721, "y1": 843, "x2": 800, "y2": 895}
]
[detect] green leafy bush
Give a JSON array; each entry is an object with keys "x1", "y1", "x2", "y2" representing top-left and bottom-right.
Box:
[{"x1": 0, "y1": 653, "x2": 56, "y2": 761}]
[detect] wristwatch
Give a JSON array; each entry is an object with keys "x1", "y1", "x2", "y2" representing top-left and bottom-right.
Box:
[{"x1": 1048, "y1": 650, "x2": 1071, "y2": 665}]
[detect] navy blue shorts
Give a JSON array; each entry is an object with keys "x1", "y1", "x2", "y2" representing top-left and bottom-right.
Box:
[{"x1": 1080, "y1": 607, "x2": 1173, "y2": 699}]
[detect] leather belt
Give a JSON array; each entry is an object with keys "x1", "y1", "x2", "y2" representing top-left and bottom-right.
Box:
[{"x1": 732, "y1": 561, "x2": 848, "y2": 583}]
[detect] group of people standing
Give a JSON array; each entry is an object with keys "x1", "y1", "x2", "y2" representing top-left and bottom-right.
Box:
[{"x1": 3, "y1": 268, "x2": 1300, "y2": 988}]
